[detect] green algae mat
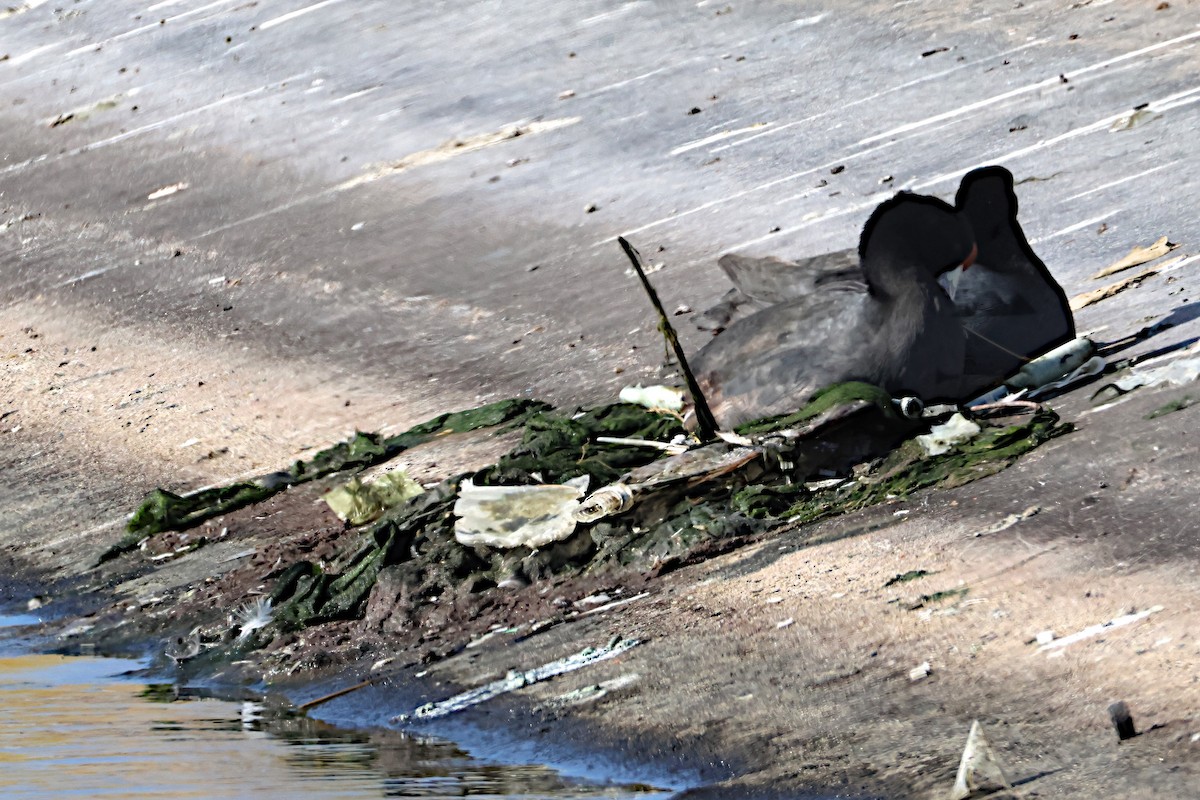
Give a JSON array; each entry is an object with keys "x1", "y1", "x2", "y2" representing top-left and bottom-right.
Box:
[
  {"x1": 102, "y1": 398, "x2": 551, "y2": 562},
  {"x1": 108, "y1": 389, "x2": 1071, "y2": 635}
]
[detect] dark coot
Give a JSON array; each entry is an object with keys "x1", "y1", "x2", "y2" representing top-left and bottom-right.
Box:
[
  {"x1": 952, "y1": 166, "x2": 1075, "y2": 397},
  {"x1": 692, "y1": 192, "x2": 976, "y2": 429}
]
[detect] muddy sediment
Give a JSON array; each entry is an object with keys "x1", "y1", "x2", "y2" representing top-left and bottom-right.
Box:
[{"x1": 6, "y1": 349, "x2": 1200, "y2": 798}]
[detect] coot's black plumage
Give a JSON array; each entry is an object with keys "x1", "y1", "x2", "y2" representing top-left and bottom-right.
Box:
[
  {"x1": 952, "y1": 166, "x2": 1075, "y2": 396},
  {"x1": 692, "y1": 193, "x2": 975, "y2": 429},
  {"x1": 695, "y1": 166, "x2": 1076, "y2": 402}
]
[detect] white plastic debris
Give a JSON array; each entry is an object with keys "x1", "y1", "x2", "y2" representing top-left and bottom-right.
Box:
[
  {"x1": 396, "y1": 637, "x2": 641, "y2": 721},
  {"x1": 618, "y1": 384, "x2": 685, "y2": 412},
  {"x1": 951, "y1": 720, "x2": 1012, "y2": 800},
  {"x1": 1037, "y1": 605, "x2": 1163, "y2": 654},
  {"x1": 1035, "y1": 630, "x2": 1055, "y2": 645},
  {"x1": 453, "y1": 476, "x2": 590, "y2": 549},
  {"x1": 940, "y1": 264, "x2": 964, "y2": 301},
  {"x1": 147, "y1": 182, "x2": 189, "y2": 200},
  {"x1": 573, "y1": 482, "x2": 635, "y2": 523},
  {"x1": 1096, "y1": 355, "x2": 1200, "y2": 398},
  {"x1": 909, "y1": 662, "x2": 932, "y2": 681},
  {"x1": 575, "y1": 444, "x2": 759, "y2": 523},
  {"x1": 972, "y1": 505, "x2": 1040, "y2": 537},
  {"x1": 1025, "y1": 355, "x2": 1107, "y2": 399},
  {"x1": 916, "y1": 414, "x2": 981, "y2": 456},
  {"x1": 323, "y1": 471, "x2": 425, "y2": 526},
  {"x1": 1007, "y1": 337, "x2": 1096, "y2": 390}
]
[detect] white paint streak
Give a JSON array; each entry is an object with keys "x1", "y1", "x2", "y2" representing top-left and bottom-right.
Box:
[
  {"x1": 859, "y1": 28, "x2": 1200, "y2": 146},
  {"x1": 1029, "y1": 209, "x2": 1122, "y2": 244},
  {"x1": 0, "y1": 74, "x2": 312, "y2": 179},
  {"x1": 726, "y1": 193, "x2": 893, "y2": 253},
  {"x1": 330, "y1": 86, "x2": 381, "y2": 104},
  {"x1": 772, "y1": 184, "x2": 826, "y2": 206},
  {"x1": 259, "y1": 0, "x2": 345, "y2": 31},
  {"x1": 670, "y1": 124, "x2": 771, "y2": 156},
  {"x1": 711, "y1": 37, "x2": 1050, "y2": 153},
  {"x1": 1161, "y1": 254, "x2": 1200, "y2": 274},
  {"x1": 190, "y1": 116, "x2": 582, "y2": 239},
  {"x1": 580, "y1": 3, "x2": 641, "y2": 26},
  {"x1": 790, "y1": 14, "x2": 825, "y2": 27},
  {"x1": 611, "y1": 65, "x2": 1200, "y2": 250},
  {"x1": 3, "y1": 42, "x2": 62, "y2": 66},
  {"x1": 580, "y1": 66, "x2": 675, "y2": 99},
  {"x1": 147, "y1": 182, "x2": 190, "y2": 200},
  {"x1": 1038, "y1": 606, "x2": 1163, "y2": 653},
  {"x1": 609, "y1": 139, "x2": 900, "y2": 243},
  {"x1": 146, "y1": 0, "x2": 186, "y2": 10},
  {"x1": 39, "y1": 516, "x2": 128, "y2": 550},
  {"x1": 53, "y1": 266, "x2": 118, "y2": 288},
  {"x1": 1154, "y1": 84, "x2": 1200, "y2": 112},
  {"x1": 1061, "y1": 163, "x2": 1178, "y2": 203},
  {"x1": 188, "y1": 192, "x2": 330, "y2": 241},
  {"x1": 65, "y1": 0, "x2": 243, "y2": 57},
  {"x1": 910, "y1": 82, "x2": 1200, "y2": 194}
]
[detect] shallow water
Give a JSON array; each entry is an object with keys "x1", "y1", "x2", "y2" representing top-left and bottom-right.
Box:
[{"x1": 0, "y1": 652, "x2": 669, "y2": 799}]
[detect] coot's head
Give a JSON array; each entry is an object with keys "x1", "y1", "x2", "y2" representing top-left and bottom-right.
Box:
[
  {"x1": 858, "y1": 192, "x2": 976, "y2": 294},
  {"x1": 955, "y1": 165, "x2": 1018, "y2": 218}
]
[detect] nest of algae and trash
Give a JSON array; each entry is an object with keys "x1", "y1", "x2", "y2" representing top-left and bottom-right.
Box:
[{"x1": 102, "y1": 375, "x2": 1071, "y2": 665}]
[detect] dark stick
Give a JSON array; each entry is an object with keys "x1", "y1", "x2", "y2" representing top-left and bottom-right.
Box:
[
  {"x1": 1107, "y1": 700, "x2": 1137, "y2": 741},
  {"x1": 617, "y1": 236, "x2": 718, "y2": 440},
  {"x1": 297, "y1": 678, "x2": 374, "y2": 712}
]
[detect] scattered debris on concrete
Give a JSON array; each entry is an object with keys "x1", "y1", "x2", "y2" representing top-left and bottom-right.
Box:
[
  {"x1": 951, "y1": 720, "x2": 1013, "y2": 799},
  {"x1": 323, "y1": 471, "x2": 424, "y2": 526},
  {"x1": 1092, "y1": 355, "x2": 1200, "y2": 403},
  {"x1": 1090, "y1": 236, "x2": 1177, "y2": 280},
  {"x1": 454, "y1": 476, "x2": 590, "y2": 549},
  {"x1": 1037, "y1": 606, "x2": 1164, "y2": 654},
  {"x1": 396, "y1": 637, "x2": 641, "y2": 721},
  {"x1": 909, "y1": 661, "x2": 932, "y2": 681},
  {"x1": 1108, "y1": 700, "x2": 1138, "y2": 741},
  {"x1": 1072, "y1": 265, "x2": 1166, "y2": 311},
  {"x1": 972, "y1": 506, "x2": 1040, "y2": 537},
  {"x1": 917, "y1": 414, "x2": 982, "y2": 456}
]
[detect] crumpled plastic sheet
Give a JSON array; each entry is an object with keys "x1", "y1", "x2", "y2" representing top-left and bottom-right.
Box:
[{"x1": 1093, "y1": 355, "x2": 1200, "y2": 401}]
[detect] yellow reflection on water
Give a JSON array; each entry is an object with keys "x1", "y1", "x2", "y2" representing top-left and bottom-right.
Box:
[
  {"x1": 0, "y1": 653, "x2": 662, "y2": 800},
  {"x1": 0, "y1": 654, "x2": 385, "y2": 799}
]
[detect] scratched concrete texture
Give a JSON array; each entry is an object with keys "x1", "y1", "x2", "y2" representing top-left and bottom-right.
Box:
[
  {"x1": 2, "y1": 2, "x2": 1200, "y2": 796},
  {"x1": 2, "y1": 0, "x2": 1197, "y2": 409}
]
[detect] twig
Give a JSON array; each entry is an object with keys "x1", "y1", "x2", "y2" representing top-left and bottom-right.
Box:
[
  {"x1": 617, "y1": 236, "x2": 718, "y2": 441},
  {"x1": 297, "y1": 678, "x2": 374, "y2": 711},
  {"x1": 967, "y1": 400, "x2": 1042, "y2": 414},
  {"x1": 595, "y1": 436, "x2": 689, "y2": 454}
]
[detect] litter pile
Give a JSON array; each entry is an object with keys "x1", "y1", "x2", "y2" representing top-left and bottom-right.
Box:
[
  {"x1": 104, "y1": 163, "x2": 1139, "y2": 662},
  {"x1": 112, "y1": 383, "x2": 1069, "y2": 652}
]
